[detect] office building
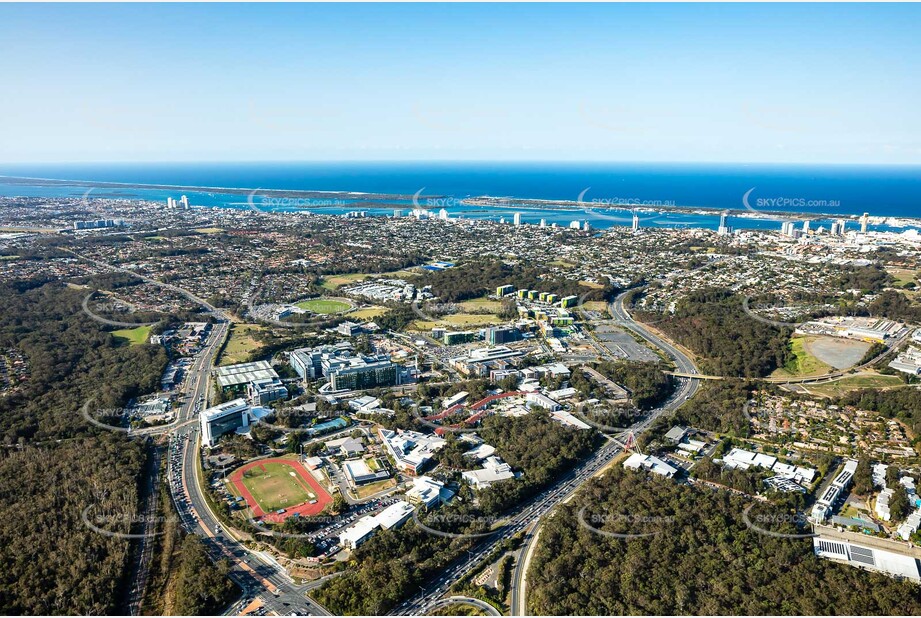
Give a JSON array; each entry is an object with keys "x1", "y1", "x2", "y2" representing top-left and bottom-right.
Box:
[
  {"x1": 290, "y1": 342, "x2": 355, "y2": 380},
  {"x1": 327, "y1": 355, "x2": 399, "y2": 391},
  {"x1": 200, "y1": 398, "x2": 251, "y2": 447},
  {"x1": 802, "y1": 220, "x2": 811, "y2": 235},
  {"x1": 379, "y1": 428, "x2": 445, "y2": 475},
  {"x1": 569, "y1": 220, "x2": 582, "y2": 230},
  {"x1": 860, "y1": 212, "x2": 870, "y2": 233},
  {"x1": 443, "y1": 331, "x2": 475, "y2": 345},
  {"x1": 486, "y1": 326, "x2": 522, "y2": 345},
  {"x1": 782, "y1": 221, "x2": 796, "y2": 236},
  {"x1": 463, "y1": 456, "x2": 516, "y2": 489},
  {"x1": 406, "y1": 476, "x2": 454, "y2": 508},
  {"x1": 180, "y1": 195, "x2": 189, "y2": 209},
  {"x1": 632, "y1": 211, "x2": 640, "y2": 231},
  {"x1": 513, "y1": 212, "x2": 522, "y2": 226},
  {"x1": 246, "y1": 377, "x2": 288, "y2": 405}
]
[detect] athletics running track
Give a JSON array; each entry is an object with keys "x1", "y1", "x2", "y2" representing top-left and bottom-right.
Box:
[{"x1": 230, "y1": 457, "x2": 332, "y2": 523}]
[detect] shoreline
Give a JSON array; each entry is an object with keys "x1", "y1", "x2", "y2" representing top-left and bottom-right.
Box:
[{"x1": 1, "y1": 174, "x2": 919, "y2": 227}]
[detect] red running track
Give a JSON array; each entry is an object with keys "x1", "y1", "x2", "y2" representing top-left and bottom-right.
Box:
[{"x1": 229, "y1": 457, "x2": 333, "y2": 523}]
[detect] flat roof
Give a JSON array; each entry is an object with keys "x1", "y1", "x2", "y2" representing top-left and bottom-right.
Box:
[{"x1": 213, "y1": 360, "x2": 278, "y2": 388}]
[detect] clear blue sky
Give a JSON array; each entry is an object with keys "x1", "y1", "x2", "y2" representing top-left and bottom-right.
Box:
[{"x1": 1, "y1": 3, "x2": 919, "y2": 164}]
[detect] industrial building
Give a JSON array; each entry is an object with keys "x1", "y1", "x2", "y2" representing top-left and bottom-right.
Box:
[
  {"x1": 813, "y1": 535, "x2": 921, "y2": 582},
  {"x1": 213, "y1": 361, "x2": 284, "y2": 405}
]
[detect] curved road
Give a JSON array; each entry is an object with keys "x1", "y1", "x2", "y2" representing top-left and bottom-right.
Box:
[
  {"x1": 400, "y1": 290, "x2": 701, "y2": 617},
  {"x1": 506, "y1": 289, "x2": 701, "y2": 617},
  {"x1": 169, "y1": 321, "x2": 331, "y2": 616},
  {"x1": 70, "y1": 251, "x2": 330, "y2": 615}
]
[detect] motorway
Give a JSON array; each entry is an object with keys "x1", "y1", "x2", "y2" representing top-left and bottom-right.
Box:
[
  {"x1": 399, "y1": 290, "x2": 701, "y2": 616},
  {"x1": 72, "y1": 250, "x2": 332, "y2": 616},
  {"x1": 167, "y1": 320, "x2": 332, "y2": 616}
]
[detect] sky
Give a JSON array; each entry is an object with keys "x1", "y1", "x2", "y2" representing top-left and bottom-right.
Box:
[{"x1": 1, "y1": 3, "x2": 919, "y2": 165}]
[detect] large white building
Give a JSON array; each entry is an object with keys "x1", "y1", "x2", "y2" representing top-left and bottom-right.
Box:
[
  {"x1": 339, "y1": 501, "x2": 416, "y2": 549},
  {"x1": 379, "y1": 428, "x2": 445, "y2": 475},
  {"x1": 462, "y1": 456, "x2": 516, "y2": 489},
  {"x1": 200, "y1": 398, "x2": 251, "y2": 447},
  {"x1": 814, "y1": 535, "x2": 921, "y2": 582}
]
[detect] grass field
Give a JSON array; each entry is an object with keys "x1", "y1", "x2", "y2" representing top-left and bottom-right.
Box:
[
  {"x1": 772, "y1": 336, "x2": 832, "y2": 378},
  {"x1": 348, "y1": 306, "x2": 388, "y2": 320},
  {"x1": 295, "y1": 298, "x2": 352, "y2": 313},
  {"x1": 351, "y1": 477, "x2": 397, "y2": 500},
  {"x1": 218, "y1": 323, "x2": 265, "y2": 366},
  {"x1": 805, "y1": 373, "x2": 904, "y2": 398},
  {"x1": 241, "y1": 462, "x2": 317, "y2": 513},
  {"x1": 0, "y1": 255, "x2": 19, "y2": 261},
  {"x1": 410, "y1": 313, "x2": 503, "y2": 330},
  {"x1": 887, "y1": 267, "x2": 919, "y2": 287},
  {"x1": 320, "y1": 269, "x2": 419, "y2": 291},
  {"x1": 457, "y1": 297, "x2": 504, "y2": 313},
  {"x1": 192, "y1": 227, "x2": 224, "y2": 234},
  {"x1": 112, "y1": 325, "x2": 152, "y2": 346}
]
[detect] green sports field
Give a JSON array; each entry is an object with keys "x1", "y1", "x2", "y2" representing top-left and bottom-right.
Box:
[
  {"x1": 240, "y1": 462, "x2": 317, "y2": 512},
  {"x1": 112, "y1": 325, "x2": 152, "y2": 346},
  {"x1": 294, "y1": 298, "x2": 352, "y2": 314}
]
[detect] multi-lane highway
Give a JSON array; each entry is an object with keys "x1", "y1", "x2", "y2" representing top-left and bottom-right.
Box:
[
  {"x1": 399, "y1": 290, "x2": 702, "y2": 616},
  {"x1": 166, "y1": 320, "x2": 332, "y2": 616}
]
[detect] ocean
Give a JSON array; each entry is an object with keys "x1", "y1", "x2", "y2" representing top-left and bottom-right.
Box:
[{"x1": 1, "y1": 161, "x2": 919, "y2": 232}]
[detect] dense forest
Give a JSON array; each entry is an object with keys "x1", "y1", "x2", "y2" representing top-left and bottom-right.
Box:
[
  {"x1": 592, "y1": 361, "x2": 674, "y2": 410},
  {"x1": 638, "y1": 288, "x2": 791, "y2": 377},
  {"x1": 418, "y1": 258, "x2": 617, "y2": 303},
  {"x1": 0, "y1": 281, "x2": 170, "y2": 614},
  {"x1": 672, "y1": 381, "x2": 754, "y2": 437},
  {"x1": 314, "y1": 412, "x2": 598, "y2": 614},
  {"x1": 528, "y1": 468, "x2": 921, "y2": 615}
]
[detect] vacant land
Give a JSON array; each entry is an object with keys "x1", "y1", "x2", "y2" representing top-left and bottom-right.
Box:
[
  {"x1": 410, "y1": 313, "x2": 503, "y2": 330},
  {"x1": 112, "y1": 324, "x2": 152, "y2": 346},
  {"x1": 295, "y1": 298, "x2": 352, "y2": 314},
  {"x1": 218, "y1": 323, "x2": 264, "y2": 366},
  {"x1": 772, "y1": 336, "x2": 832, "y2": 378},
  {"x1": 192, "y1": 227, "x2": 224, "y2": 234},
  {"x1": 806, "y1": 335, "x2": 871, "y2": 369},
  {"x1": 320, "y1": 269, "x2": 418, "y2": 290},
  {"x1": 804, "y1": 373, "x2": 905, "y2": 398},
  {"x1": 458, "y1": 297, "x2": 503, "y2": 313},
  {"x1": 887, "y1": 267, "x2": 919, "y2": 287}
]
